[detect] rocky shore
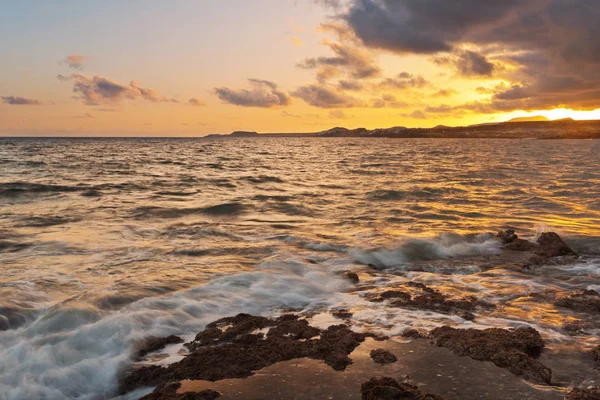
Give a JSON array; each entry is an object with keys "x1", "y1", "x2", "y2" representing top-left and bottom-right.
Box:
[{"x1": 117, "y1": 231, "x2": 600, "y2": 400}]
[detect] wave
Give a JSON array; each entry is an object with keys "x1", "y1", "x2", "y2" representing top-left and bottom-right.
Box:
[
  {"x1": 243, "y1": 175, "x2": 285, "y2": 184},
  {"x1": 0, "y1": 261, "x2": 348, "y2": 399},
  {"x1": 351, "y1": 233, "x2": 502, "y2": 270}
]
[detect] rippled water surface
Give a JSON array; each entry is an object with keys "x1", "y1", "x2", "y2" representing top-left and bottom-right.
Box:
[{"x1": 1, "y1": 137, "x2": 600, "y2": 399}]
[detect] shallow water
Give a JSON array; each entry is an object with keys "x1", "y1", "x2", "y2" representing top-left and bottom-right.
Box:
[{"x1": 1, "y1": 137, "x2": 600, "y2": 399}]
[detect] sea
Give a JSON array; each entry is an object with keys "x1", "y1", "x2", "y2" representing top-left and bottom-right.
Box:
[{"x1": 1, "y1": 137, "x2": 600, "y2": 399}]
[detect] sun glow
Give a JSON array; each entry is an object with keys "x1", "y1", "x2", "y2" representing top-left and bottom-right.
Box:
[{"x1": 533, "y1": 108, "x2": 600, "y2": 121}]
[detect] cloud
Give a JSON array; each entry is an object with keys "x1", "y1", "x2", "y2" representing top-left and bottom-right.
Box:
[
  {"x1": 59, "y1": 74, "x2": 178, "y2": 105},
  {"x1": 335, "y1": 0, "x2": 600, "y2": 111},
  {"x1": 297, "y1": 38, "x2": 381, "y2": 79},
  {"x1": 61, "y1": 54, "x2": 88, "y2": 70},
  {"x1": 215, "y1": 79, "x2": 292, "y2": 108},
  {"x1": 434, "y1": 50, "x2": 495, "y2": 77},
  {"x1": 293, "y1": 83, "x2": 363, "y2": 108},
  {"x1": 188, "y1": 98, "x2": 206, "y2": 106},
  {"x1": 338, "y1": 80, "x2": 363, "y2": 91},
  {"x1": 409, "y1": 110, "x2": 427, "y2": 119},
  {"x1": 379, "y1": 72, "x2": 430, "y2": 90},
  {"x1": 433, "y1": 89, "x2": 458, "y2": 97},
  {"x1": 1, "y1": 96, "x2": 42, "y2": 105}
]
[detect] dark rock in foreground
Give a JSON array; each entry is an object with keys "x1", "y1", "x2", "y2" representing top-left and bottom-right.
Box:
[
  {"x1": 593, "y1": 346, "x2": 600, "y2": 367},
  {"x1": 121, "y1": 313, "x2": 381, "y2": 398},
  {"x1": 134, "y1": 335, "x2": 184, "y2": 360},
  {"x1": 337, "y1": 270, "x2": 360, "y2": 284},
  {"x1": 370, "y1": 349, "x2": 397, "y2": 365},
  {"x1": 360, "y1": 377, "x2": 448, "y2": 400},
  {"x1": 429, "y1": 326, "x2": 552, "y2": 384},
  {"x1": 555, "y1": 290, "x2": 600, "y2": 313},
  {"x1": 139, "y1": 382, "x2": 221, "y2": 400},
  {"x1": 566, "y1": 387, "x2": 600, "y2": 400}
]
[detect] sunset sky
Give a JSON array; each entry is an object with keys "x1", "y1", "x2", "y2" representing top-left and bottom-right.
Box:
[{"x1": 1, "y1": 0, "x2": 600, "y2": 136}]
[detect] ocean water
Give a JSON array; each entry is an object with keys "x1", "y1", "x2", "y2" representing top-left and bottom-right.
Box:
[{"x1": 1, "y1": 137, "x2": 600, "y2": 399}]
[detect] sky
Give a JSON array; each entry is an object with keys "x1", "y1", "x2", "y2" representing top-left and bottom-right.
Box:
[{"x1": 1, "y1": 0, "x2": 600, "y2": 136}]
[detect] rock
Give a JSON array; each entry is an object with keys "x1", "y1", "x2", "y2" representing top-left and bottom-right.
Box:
[
  {"x1": 337, "y1": 270, "x2": 360, "y2": 284},
  {"x1": 555, "y1": 290, "x2": 600, "y2": 313},
  {"x1": 121, "y1": 314, "x2": 378, "y2": 396},
  {"x1": 134, "y1": 335, "x2": 184, "y2": 359},
  {"x1": 593, "y1": 345, "x2": 600, "y2": 367},
  {"x1": 565, "y1": 388, "x2": 600, "y2": 400},
  {"x1": 380, "y1": 291, "x2": 412, "y2": 300},
  {"x1": 139, "y1": 382, "x2": 221, "y2": 400},
  {"x1": 497, "y1": 229, "x2": 518, "y2": 244},
  {"x1": 505, "y1": 239, "x2": 539, "y2": 252},
  {"x1": 370, "y1": 349, "x2": 398, "y2": 365},
  {"x1": 402, "y1": 329, "x2": 427, "y2": 339},
  {"x1": 535, "y1": 232, "x2": 577, "y2": 258},
  {"x1": 360, "y1": 377, "x2": 448, "y2": 400},
  {"x1": 332, "y1": 310, "x2": 353, "y2": 320},
  {"x1": 429, "y1": 326, "x2": 551, "y2": 384}
]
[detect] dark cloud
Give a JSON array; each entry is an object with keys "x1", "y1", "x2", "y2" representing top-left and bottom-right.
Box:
[
  {"x1": 215, "y1": 79, "x2": 292, "y2": 108},
  {"x1": 1, "y1": 96, "x2": 42, "y2": 105},
  {"x1": 293, "y1": 83, "x2": 363, "y2": 108},
  {"x1": 59, "y1": 74, "x2": 178, "y2": 105},
  {"x1": 336, "y1": 0, "x2": 600, "y2": 111},
  {"x1": 434, "y1": 50, "x2": 495, "y2": 77}
]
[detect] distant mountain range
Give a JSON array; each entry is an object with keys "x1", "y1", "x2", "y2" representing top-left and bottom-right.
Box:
[{"x1": 206, "y1": 118, "x2": 600, "y2": 140}]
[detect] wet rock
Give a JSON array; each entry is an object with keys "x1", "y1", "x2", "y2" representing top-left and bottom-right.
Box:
[
  {"x1": 505, "y1": 238, "x2": 539, "y2": 252},
  {"x1": 497, "y1": 229, "x2": 518, "y2": 244},
  {"x1": 593, "y1": 346, "x2": 600, "y2": 367},
  {"x1": 370, "y1": 349, "x2": 397, "y2": 365},
  {"x1": 332, "y1": 310, "x2": 353, "y2": 320},
  {"x1": 535, "y1": 232, "x2": 577, "y2": 258},
  {"x1": 406, "y1": 282, "x2": 436, "y2": 293},
  {"x1": 390, "y1": 289, "x2": 493, "y2": 320},
  {"x1": 429, "y1": 326, "x2": 551, "y2": 384},
  {"x1": 566, "y1": 387, "x2": 600, "y2": 400},
  {"x1": 555, "y1": 290, "x2": 600, "y2": 313},
  {"x1": 496, "y1": 230, "x2": 577, "y2": 259},
  {"x1": 134, "y1": 335, "x2": 184, "y2": 360},
  {"x1": 380, "y1": 291, "x2": 412, "y2": 300},
  {"x1": 121, "y1": 314, "x2": 376, "y2": 396},
  {"x1": 360, "y1": 377, "x2": 448, "y2": 400},
  {"x1": 337, "y1": 270, "x2": 360, "y2": 284},
  {"x1": 139, "y1": 382, "x2": 221, "y2": 400},
  {"x1": 402, "y1": 329, "x2": 427, "y2": 339}
]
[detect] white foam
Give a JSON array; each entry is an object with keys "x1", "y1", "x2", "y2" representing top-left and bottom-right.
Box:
[{"x1": 0, "y1": 260, "x2": 348, "y2": 400}]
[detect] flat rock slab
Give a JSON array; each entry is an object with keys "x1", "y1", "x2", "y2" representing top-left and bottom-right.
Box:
[{"x1": 177, "y1": 338, "x2": 563, "y2": 400}]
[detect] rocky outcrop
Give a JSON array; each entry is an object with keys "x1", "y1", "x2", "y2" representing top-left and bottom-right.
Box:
[
  {"x1": 496, "y1": 230, "x2": 577, "y2": 259},
  {"x1": 429, "y1": 326, "x2": 551, "y2": 384},
  {"x1": 368, "y1": 283, "x2": 494, "y2": 321},
  {"x1": 360, "y1": 377, "x2": 448, "y2": 400},
  {"x1": 555, "y1": 290, "x2": 600, "y2": 313},
  {"x1": 120, "y1": 314, "x2": 381, "y2": 397},
  {"x1": 336, "y1": 270, "x2": 360, "y2": 284},
  {"x1": 370, "y1": 349, "x2": 397, "y2": 365},
  {"x1": 593, "y1": 346, "x2": 600, "y2": 368}
]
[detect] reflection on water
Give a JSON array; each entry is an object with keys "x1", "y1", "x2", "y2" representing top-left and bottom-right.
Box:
[{"x1": 1, "y1": 137, "x2": 600, "y2": 399}]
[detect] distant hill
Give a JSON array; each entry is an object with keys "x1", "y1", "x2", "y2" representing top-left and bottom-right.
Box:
[
  {"x1": 230, "y1": 131, "x2": 258, "y2": 137},
  {"x1": 507, "y1": 116, "x2": 550, "y2": 123},
  {"x1": 433, "y1": 125, "x2": 451, "y2": 129},
  {"x1": 554, "y1": 118, "x2": 575, "y2": 122}
]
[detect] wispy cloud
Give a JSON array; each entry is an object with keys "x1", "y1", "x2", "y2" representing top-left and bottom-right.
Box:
[
  {"x1": 215, "y1": 79, "x2": 292, "y2": 108},
  {"x1": 60, "y1": 54, "x2": 89, "y2": 70},
  {"x1": 1, "y1": 96, "x2": 42, "y2": 105}
]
